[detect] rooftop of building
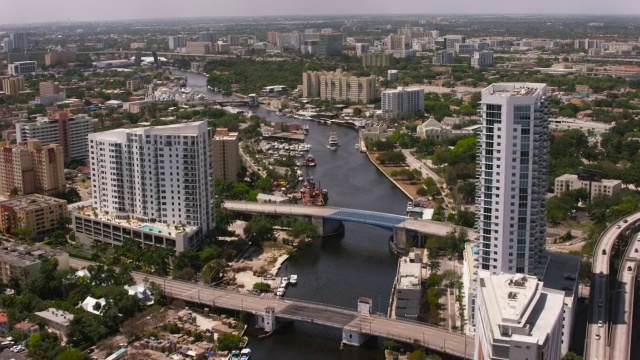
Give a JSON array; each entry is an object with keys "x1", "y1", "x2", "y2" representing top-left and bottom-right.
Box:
[
  {"x1": 483, "y1": 83, "x2": 547, "y2": 97},
  {"x1": 14, "y1": 321, "x2": 38, "y2": 331},
  {"x1": 88, "y1": 120, "x2": 207, "y2": 141},
  {"x1": 34, "y1": 308, "x2": 74, "y2": 326},
  {"x1": 555, "y1": 173, "x2": 622, "y2": 186},
  {"x1": 397, "y1": 252, "x2": 422, "y2": 290},
  {"x1": 73, "y1": 205, "x2": 198, "y2": 238},
  {"x1": 0, "y1": 243, "x2": 66, "y2": 267},
  {"x1": 0, "y1": 194, "x2": 67, "y2": 211},
  {"x1": 213, "y1": 128, "x2": 239, "y2": 140},
  {"x1": 479, "y1": 270, "x2": 565, "y2": 344}
]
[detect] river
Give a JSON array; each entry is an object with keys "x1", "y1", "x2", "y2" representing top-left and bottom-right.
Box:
[{"x1": 177, "y1": 70, "x2": 410, "y2": 359}]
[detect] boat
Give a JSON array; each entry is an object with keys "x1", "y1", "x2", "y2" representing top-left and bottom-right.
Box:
[
  {"x1": 240, "y1": 348, "x2": 251, "y2": 360},
  {"x1": 227, "y1": 350, "x2": 241, "y2": 360},
  {"x1": 304, "y1": 154, "x2": 316, "y2": 167},
  {"x1": 282, "y1": 276, "x2": 290, "y2": 285},
  {"x1": 327, "y1": 144, "x2": 337, "y2": 151},
  {"x1": 290, "y1": 274, "x2": 298, "y2": 285},
  {"x1": 299, "y1": 143, "x2": 311, "y2": 152},
  {"x1": 303, "y1": 125, "x2": 309, "y2": 134},
  {"x1": 355, "y1": 143, "x2": 360, "y2": 150},
  {"x1": 275, "y1": 111, "x2": 283, "y2": 116},
  {"x1": 276, "y1": 287, "x2": 285, "y2": 296},
  {"x1": 329, "y1": 132, "x2": 338, "y2": 146}
]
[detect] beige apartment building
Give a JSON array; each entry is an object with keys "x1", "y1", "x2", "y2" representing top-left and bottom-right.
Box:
[
  {"x1": 39, "y1": 81, "x2": 61, "y2": 97},
  {"x1": 0, "y1": 243, "x2": 69, "y2": 283},
  {"x1": 1, "y1": 76, "x2": 25, "y2": 95},
  {"x1": 301, "y1": 69, "x2": 379, "y2": 103},
  {"x1": 0, "y1": 194, "x2": 68, "y2": 240},
  {"x1": 555, "y1": 173, "x2": 622, "y2": 199},
  {"x1": 0, "y1": 140, "x2": 65, "y2": 197},
  {"x1": 212, "y1": 128, "x2": 239, "y2": 183},
  {"x1": 185, "y1": 41, "x2": 211, "y2": 54}
]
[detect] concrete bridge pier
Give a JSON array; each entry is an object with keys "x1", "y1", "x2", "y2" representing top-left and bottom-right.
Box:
[
  {"x1": 342, "y1": 298, "x2": 374, "y2": 347},
  {"x1": 312, "y1": 216, "x2": 345, "y2": 238},
  {"x1": 391, "y1": 226, "x2": 408, "y2": 255}
]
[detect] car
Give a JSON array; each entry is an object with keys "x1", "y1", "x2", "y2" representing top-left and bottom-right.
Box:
[
  {"x1": 602, "y1": 249, "x2": 607, "y2": 255},
  {"x1": 628, "y1": 266, "x2": 633, "y2": 271},
  {"x1": 595, "y1": 334, "x2": 601, "y2": 340},
  {"x1": 617, "y1": 225, "x2": 622, "y2": 229},
  {"x1": 624, "y1": 219, "x2": 629, "y2": 223},
  {"x1": 598, "y1": 299, "x2": 603, "y2": 307},
  {"x1": 598, "y1": 320, "x2": 604, "y2": 327},
  {"x1": 263, "y1": 274, "x2": 275, "y2": 281}
]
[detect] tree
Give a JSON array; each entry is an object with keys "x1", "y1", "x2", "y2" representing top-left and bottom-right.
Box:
[
  {"x1": 407, "y1": 348, "x2": 426, "y2": 360},
  {"x1": 216, "y1": 333, "x2": 243, "y2": 351},
  {"x1": 286, "y1": 220, "x2": 319, "y2": 243},
  {"x1": 243, "y1": 215, "x2": 275, "y2": 244},
  {"x1": 376, "y1": 150, "x2": 406, "y2": 165},
  {"x1": 561, "y1": 352, "x2": 584, "y2": 360},
  {"x1": 252, "y1": 282, "x2": 271, "y2": 293},
  {"x1": 201, "y1": 259, "x2": 227, "y2": 284},
  {"x1": 56, "y1": 347, "x2": 91, "y2": 360},
  {"x1": 416, "y1": 187, "x2": 429, "y2": 197}
]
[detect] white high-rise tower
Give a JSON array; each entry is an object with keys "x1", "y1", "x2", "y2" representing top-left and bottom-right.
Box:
[{"x1": 476, "y1": 83, "x2": 550, "y2": 275}]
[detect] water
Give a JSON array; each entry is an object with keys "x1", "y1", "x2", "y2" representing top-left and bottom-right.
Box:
[{"x1": 177, "y1": 70, "x2": 410, "y2": 359}]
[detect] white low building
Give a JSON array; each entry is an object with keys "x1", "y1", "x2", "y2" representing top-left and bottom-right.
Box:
[
  {"x1": 393, "y1": 250, "x2": 423, "y2": 319},
  {"x1": 549, "y1": 117, "x2": 613, "y2": 134},
  {"x1": 125, "y1": 283, "x2": 154, "y2": 305},
  {"x1": 554, "y1": 173, "x2": 622, "y2": 199},
  {"x1": 81, "y1": 296, "x2": 106, "y2": 315},
  {"x1": 475, "y1": 271, "x2": 564, "y2": 360},
  {"x1": 416, "y1": 118, "x2": 451, "y2": 139}
]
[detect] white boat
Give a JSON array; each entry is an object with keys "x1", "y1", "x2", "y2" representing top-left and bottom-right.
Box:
[
  {"x1": 240, "y1": 348, "x2": 251, "y2": 360},
  {"x1": 290, "y1": 274, "x2": 298, "y2": 285},
  {"x1": 276, "y1": 287, "x2": 285, "y2": 296},
  {"x1": 328, "y1": 132, "x2": 338, "y2": 146}
]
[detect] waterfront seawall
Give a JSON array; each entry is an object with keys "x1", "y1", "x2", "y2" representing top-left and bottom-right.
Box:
[{"x1": 365, "y1": 150, "x2": 413, "y2": 201}]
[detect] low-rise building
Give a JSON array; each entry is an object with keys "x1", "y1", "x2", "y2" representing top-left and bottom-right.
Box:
[
  {"x1": 34, "y1": 308, "x2": 74, "y2": 335},
  {"x1": 125, "y1": 283, "x2": 154, "y2": 305},
  {"x1": 0, "y1": 312, "x2": 7, "y2": 335},
  {"x1": 8, "y1": 61, "x2": 37, "y2": 75},
  {"x1": 13, "y1": 321, "x2": 39, "y2": 335},
  {"x1": 554, "y1": 174, "x2": 622, "y2": 199},
  {"x1": 0, "y1": 194, "x2": 68, "y2": 240},
  {"x1": 81, "y1": 296, "x2": 106, "y2": 315},
  {"x1": 392, "y1": 250, "x2": 423, "y2": 319},
  {"x1": 416, "y1": 118, "x2": 451, "y2": 139},
  {"x1": 0, "y1": 244, "x2": 70, "y2": 284},
  {"x1": 549, "y1": 117, "x2": 613, "y2": 134}
]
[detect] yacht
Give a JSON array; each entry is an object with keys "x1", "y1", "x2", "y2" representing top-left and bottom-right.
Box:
[
  {"x1": 327, "y1": 132, "x2": 338, "y2": 151},
  {"x1": 276, "y1": 287, "x2": 285, "y2": 297},
  {"x1": 290, "y1": 274, "x2": 298, "y2": 285}
]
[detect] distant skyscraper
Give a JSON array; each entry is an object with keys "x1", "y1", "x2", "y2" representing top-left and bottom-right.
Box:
[
  {"x1": 2, "y1": 38, "x2": 13, "y2": 52},
  {"x1": 471, "y1": 50, "x2": 494, "y2": 69},
  {"x1": 199, "y1": 32, "x2": 218, "y2": 43},
  {"x1": 317, "y1": 33, "x2": 343, "y2": 57},
  {"x1": 9, "y1": 33, "x2": 30, "y2": 50},
  {"x1": 168, "y1": 35, "x2": 187, "y2": 50},
  {"x1": 476, "y1": 83, "x2": 550, "y2": 275},
  {"x1": 381, "y1": 87, "x2": 425, "y2": 118},
  {"x1": 432, "y1": 50, "x2": 454, "y2": 65},
  {"x1": 267, "y1": 32, "x2": 279, "y2": 45}
]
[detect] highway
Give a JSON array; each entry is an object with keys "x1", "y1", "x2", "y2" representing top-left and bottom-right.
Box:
[
  {"x1": 586, "y1": 211, "x2": 640, "y2": 360},
  {"x1": 69, "y1": 258, "x2": 473, "y2": 358},
  {"x1": 609, "y1": 234, "x2": 640, "y2": 360}
]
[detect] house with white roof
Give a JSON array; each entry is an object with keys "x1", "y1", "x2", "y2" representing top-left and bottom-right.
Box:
[
  {"x1": 124, "y1": 283, "x2": 154, "y2": 305},
  {"x1": 81, "y1": 296, "x2": 106, "y2": 315}
]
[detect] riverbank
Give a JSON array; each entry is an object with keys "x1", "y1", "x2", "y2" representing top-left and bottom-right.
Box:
[{"x1": 366, "y1": 151, "x2": 422, "y2": 200}]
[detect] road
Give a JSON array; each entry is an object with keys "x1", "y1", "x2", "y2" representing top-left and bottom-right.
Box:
[
  {"x1": 69, "y1": 258, "x2": 473, "y2": 358},
  {"x1": 400, "y1": 149, "x2": 451, "y2": 206},
  {"x1": 586, "y1": 211, "x2": 640, "y2": 360},
  {"x1": 609, "y1": 234, "x2": 640, "y2": 360},
  {"x1": 222, "y1": 200, "x2": 477, "y2": 239}
]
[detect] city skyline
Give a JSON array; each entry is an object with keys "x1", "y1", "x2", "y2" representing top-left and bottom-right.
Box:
[{"x1": 2, "y1": 1, "x2": 640, "y2": 26}]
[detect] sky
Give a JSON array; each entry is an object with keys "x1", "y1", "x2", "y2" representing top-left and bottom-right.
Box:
[{"x1": 3, "y1": 0, "x2": 640, "y2": 25}]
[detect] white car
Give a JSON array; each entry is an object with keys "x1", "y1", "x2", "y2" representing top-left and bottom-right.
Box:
[
  {"x1": 598, "y1": 320, "x2": 604, "y2": 327},
  {"x1": 595, "y1": 333, "x2": 601, "y2": 340}
]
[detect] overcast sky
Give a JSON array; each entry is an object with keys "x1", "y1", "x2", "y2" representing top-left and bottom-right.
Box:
[{"x1": 3, "y1": 0, "x2": 640, "y2": 25}]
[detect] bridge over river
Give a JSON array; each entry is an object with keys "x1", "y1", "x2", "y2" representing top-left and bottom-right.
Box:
[
  {"x1": 70, "y1": 258, "x2": 473, "y2": 358},
  {"x1": 222, "y1": 201, "x2": 476, "y2": 253}
]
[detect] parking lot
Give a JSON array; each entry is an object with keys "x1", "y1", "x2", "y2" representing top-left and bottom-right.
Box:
[{"x1": 0, "y1": 348, "x2": 27, "y2": 360}]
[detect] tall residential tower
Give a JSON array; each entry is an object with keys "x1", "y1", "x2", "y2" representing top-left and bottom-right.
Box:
[{"x1": 476, "y1": 83, "x2": 550, "y2": 275}]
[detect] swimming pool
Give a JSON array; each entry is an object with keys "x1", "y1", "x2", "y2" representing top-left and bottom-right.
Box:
[{"x1": 139, "y1": 224, "x2": 163, "y2": 233}]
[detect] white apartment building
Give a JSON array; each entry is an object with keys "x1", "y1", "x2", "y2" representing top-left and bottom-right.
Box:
[
  {"x1": 8, "y1": 61, "x2": 37, "y2": 75},
  {"x1": 476, "y1": 83, "x2": 549, "y2": 275},
  {"x1": 15, "y1": 112, "x2": 93, "y2": 162},
  {"x1": 381, "y1": 87, "x2": 425, "y2": 118},
  {"x1": 555, "y1": 174, "x2": 622, "y2": 199},
  {"x1": 474, "y1": 271, "x2": 564, "y2": 360},
  {"x1": 72, "y1": 121, "x2": 212, "y2": 252}
]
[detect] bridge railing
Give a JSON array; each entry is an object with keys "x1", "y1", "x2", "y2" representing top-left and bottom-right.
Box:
[
  {"x1": 368, "y1": 313, "x2": 472, "y2": 338},
  {"x1": 345, "y1": 321, "x2": 471, "y2": 358}
]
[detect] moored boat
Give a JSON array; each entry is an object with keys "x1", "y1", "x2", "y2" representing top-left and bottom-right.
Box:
[
  {"x1": 304, "y1": 154, "x2": 316, "y2": 167},
  {"x1": 290, "y1": 274, "x2": 298, "y2": 285}
]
